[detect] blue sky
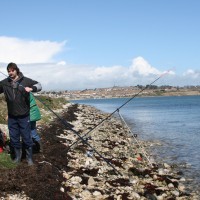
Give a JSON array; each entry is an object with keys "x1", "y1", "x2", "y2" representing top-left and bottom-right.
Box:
[{"x1": 0, "y1": 0, "x2": 200, "y2": 90}]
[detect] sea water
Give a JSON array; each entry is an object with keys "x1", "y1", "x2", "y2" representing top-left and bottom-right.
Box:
[{"x1": 71, "y1": 95, "x2": 200, "y2": 192}]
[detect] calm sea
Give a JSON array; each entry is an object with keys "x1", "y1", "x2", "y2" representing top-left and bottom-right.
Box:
[{"x1": 71, "y1": 95, "x2": 200, "y2": 192}]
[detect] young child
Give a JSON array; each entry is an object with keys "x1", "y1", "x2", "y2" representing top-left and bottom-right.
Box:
[{"x1": 30, "y1": 93, "x2": 43, "y2": 152}]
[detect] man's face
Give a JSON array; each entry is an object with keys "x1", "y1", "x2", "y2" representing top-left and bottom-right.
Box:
[{"x1": 8, "y1": 68, "x2": 18, "y2": 79}]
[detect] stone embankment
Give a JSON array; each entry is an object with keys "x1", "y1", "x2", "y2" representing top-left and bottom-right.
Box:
[
  {"x1": 53, "y1": 104, "x2": 198, "y2": 199},
  {"x1": 1, "y1": 103, "x2": 199, "y2": 199}
]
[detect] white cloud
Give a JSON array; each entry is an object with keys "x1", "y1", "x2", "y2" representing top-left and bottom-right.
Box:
[
  {"x1": 1, "y1": 56, "x2": 198, "y2": 91},
  {"x1": 183, "y1": 69, "x2": 200, "y2": 78},
  {"x1": 0, "y1": 36, "x2": 66, "y2": 64},
  {"x1": 164, "y1": 69, "x2": 175, "y2": 75},
  {"x1": 90, "y1": 65, "x2": 125, "y2": 80},
  {"x1": 0, "y1": 58, "x2": 168, "y2": 91},
  {"x1": 0, "y1": 36, "x2": 199, "y2": 90},
  {"x1": 57, "y1": 61, "x2": 67, "y2": 65},
  {"x1": 129, "y1": 56, "x2": 161, "y2": 76}
]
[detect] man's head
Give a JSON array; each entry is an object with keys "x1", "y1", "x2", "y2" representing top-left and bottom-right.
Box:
[
  {"x1": 7, "y1": 63, "x2": 20, "y2": 74},
  {"x1": 7, "y1": 62, "x2": 20, "y2": 80}
]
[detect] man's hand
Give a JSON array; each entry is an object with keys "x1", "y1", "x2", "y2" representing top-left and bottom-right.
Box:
[{"x1": 25, "y1": 87, "x2": 33, "y2": 92}]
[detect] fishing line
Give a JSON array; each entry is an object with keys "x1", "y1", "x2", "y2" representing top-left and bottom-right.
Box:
[
  {"x1": 117, "y1": 110, "x2": 153, "y2": 167},
  {"x1": 0, "y1": 70, "x2": 122, "y2": 176},
  {"x1": 69, "y1": 70, "x2": 171, "y2": 149}
]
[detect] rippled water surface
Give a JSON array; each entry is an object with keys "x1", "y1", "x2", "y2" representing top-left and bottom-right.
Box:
[{"x1": 71, "y1": 96, "x2": 200, "y2": 191}]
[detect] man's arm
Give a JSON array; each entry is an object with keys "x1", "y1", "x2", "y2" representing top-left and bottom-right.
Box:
[
  {"x1": 31, "y1": 82, "x2": 42, "y2": 92},
  {"x1": 24, "y1": 77, "x2": 42, "y2": 93}
]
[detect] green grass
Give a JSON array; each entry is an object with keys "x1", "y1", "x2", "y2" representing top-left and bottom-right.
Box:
[
  {"x1": 154, "y1": 90, "x2": 165, "y2": 96},
  {"x1": 0, "y1": 152, "x2": 17, "y2": 169},
  {"x1": 35, "y1": 95, "x2": 70, "y2": 124},
  {"x1": 35, "y1": 95, "x2": 69, "y2": 110}
]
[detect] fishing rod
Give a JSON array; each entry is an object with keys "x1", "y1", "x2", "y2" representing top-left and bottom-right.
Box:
[
  {"x1": 69, "y1": 70, "x2": 170, "y2": 149},
  {"x1": 0, "y1": 70, "x2": 122, "y2": 176}
]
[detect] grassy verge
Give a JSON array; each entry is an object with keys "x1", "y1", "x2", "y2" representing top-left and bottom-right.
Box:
[
  {"x1": 0, "y1": 152, "x2": 16, "y2": 169},
  {"x1": 36, "y1": 95, "x2": 68, "y2": 110},
  {"x1": 35, "y1": 95, "x2": 70, "y2": 124}
]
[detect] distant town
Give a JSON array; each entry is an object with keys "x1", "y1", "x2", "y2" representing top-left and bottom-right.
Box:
[{"x1": 39, "y1": 85, "x2": 200, "y2": 100}]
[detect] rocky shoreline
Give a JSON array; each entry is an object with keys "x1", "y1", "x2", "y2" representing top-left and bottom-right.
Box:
[{"x1": 0, "y1": 103, "x2": 199, "y2": 199}]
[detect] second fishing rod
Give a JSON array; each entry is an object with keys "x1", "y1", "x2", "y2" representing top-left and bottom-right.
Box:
[
  {"x1": 68, "y1": 70, "x2": 169, "y2": 149},
  {"x1": 0, "y1": 70, "x2": 122, "y2": 176}
]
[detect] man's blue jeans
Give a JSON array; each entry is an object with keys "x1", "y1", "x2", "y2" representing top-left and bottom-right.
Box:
[
  {"x1": 30, "y1": 121, "x2": 41, "y2": 142},
  {"x1": 8, "y1": 114, "x2": 33, "y2": 149}
]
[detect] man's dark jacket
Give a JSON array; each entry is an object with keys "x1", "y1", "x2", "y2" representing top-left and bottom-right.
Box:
[{"x1": 0, "y1": 72, "x2": 42, "y2": 116}]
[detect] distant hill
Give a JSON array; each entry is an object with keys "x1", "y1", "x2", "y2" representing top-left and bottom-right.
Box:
[{"x1": 39, "y1": 86, "x2": 200, "y2": 100}]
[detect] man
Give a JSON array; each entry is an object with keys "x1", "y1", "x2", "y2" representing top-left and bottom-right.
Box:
[{"x1": 0, "y1": 62, "x2": 42, "y2": 165}]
